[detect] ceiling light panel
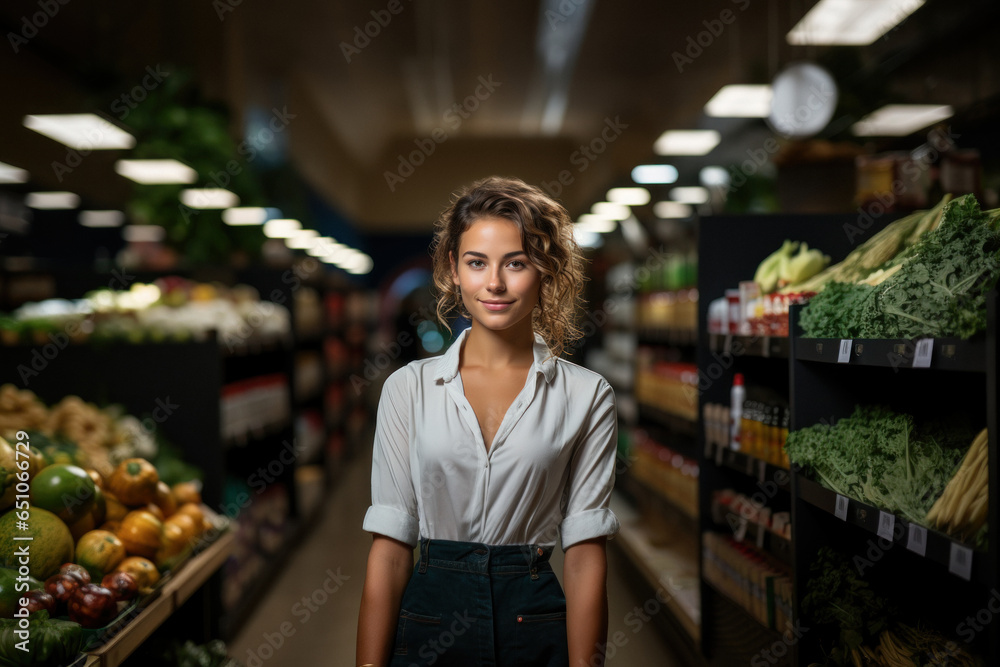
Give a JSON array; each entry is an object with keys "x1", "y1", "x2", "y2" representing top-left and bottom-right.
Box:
[
  {"x1": 23, "y1": 113, "x2": 136, "y2": 150},
  {"x1": 26, "y1": 191, "x2": 80, "y2": 209},
  {"x1": 631, "y1": 164, "x2": 678, "y2": 184},
  {"x1": 606, "y1": 187, "x2": 650, "y2": 206},
  {"x1": 654, "y1": 130, "x2": 721, "y2": 156},
  {"x1": 851, "y1": 104, "x2": 953, "y2": 136},
  {"x1": 180, "y1": 188, "x2": 240, "y2": 209},
  {"x1": 115, "y1": 159, "x2": 197, "y2": 184},
  {"x1": 80, "y1": 210, "x2": 125, "y2": 227},
  {"x1": 787, "y1": 0, "x2": 926, "y2": 45},
  {"x1": 0, "y1": 161, "x2": 29, "y2": 183},
  {"x1": 704, "y1": 85, "x2": 773, "y2": 118}
]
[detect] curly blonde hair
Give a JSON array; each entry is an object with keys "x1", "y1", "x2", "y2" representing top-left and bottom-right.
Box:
[{"x1": 429, "y1": 176, "x2": 586, "y2": 359}]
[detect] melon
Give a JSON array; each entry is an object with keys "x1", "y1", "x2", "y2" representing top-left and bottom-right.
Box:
[{"x1": 0, "y1": 507, "x2": 75, "y2": 580}]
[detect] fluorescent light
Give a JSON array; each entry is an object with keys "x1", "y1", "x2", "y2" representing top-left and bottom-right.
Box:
[
  {"x1": 787, "y1": 0, "x2": 926, "y2": 45},
  {"x1": 631, "y1": 164, "x2": 678, "y2": 184},
  {"x1": 345, "y1": 255, "x2": 374, "y2": 275},
  {"x1": 700, "y1": 166, "x2": 731, "y2": 188},
  {"x1": 123, "y1": 225, "x2": 166, "y2": 242},
  {"x1": 263, "y1": 219, "x2": 301, "y2": 238},
  {"x1": 705, "y1": 85, "x2": 773, "y2": 118},
  {"x1": 606, "y1": 187, "x2": 650, "y2": 206},
  {"x1": 670, "y1": 187, "x2": 710, "y2": 205},
  {"x1": 26, "y1": 191, "x2": 80, "y2": 209},
  {"x1": 321, "y1": 245, "x2": 354, "y2": 263},
  {"x1": 591, "y1": 202, "x2": 631, "y2": 220},
  {"x1": 223, "y1": 207, "x2": 269, "y2": 226},
  {"x1": 180, "y1": 188, "x2": 239, "y2": 209},
  {"x1": 23, "y1": 113, "x2": 135, "y2": 150},
  {"x1": 285, "y1": 229, "x2": 319, "y2": 249},
  {"x1": 306, "y1": 237, "x2": 338, "y2": 256},
  {"x1": 574, "y1": 229, "x2": 603, "y2": 249},
  {"x1": 115, "y1": 159, "x2": 197, "y2": 184},
  {"x1": 573, "y1": 218, "x2": 618, "y2": 234},
  {"x1": 80, "y1": 210, "x2": 125, "y2": 227},
  {"x1": 654, "y1": 130, "x2": 721, "y2": 156},
  {"x1": 653, "y1": 201, "x2": 694, "y2": 218},
  {"x1": 852, "y1": 104, "x2": 954, "y2": 136},
  {"x1": 0, "y1": 161, "x2": 29, "y2": 184}
]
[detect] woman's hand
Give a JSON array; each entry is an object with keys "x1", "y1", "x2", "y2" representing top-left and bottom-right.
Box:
[
  {"x1": 356, "y1": 534, "x2": 415, "y2": 666},
  {"x1": 564, "y1": 536, "x2": 609, "y2": 667}
]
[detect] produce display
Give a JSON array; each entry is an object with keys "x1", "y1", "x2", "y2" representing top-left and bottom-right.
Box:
[
  {"x1": 0, "y1": 392, "x2": 223, "y2": 661},
  {"x1": 0, "y1": 385, "x2": 199, "y2": 481},
  {"x1": 803, "y1": 547, "x2": 980, "y2": 667},
  {"x1": 0, "y1": 278, "x2": 291, "y2": 347},
  {"x1": 798, "y1": 194, "x2": 1000, "y2": 339},
  {"x1": 754, "y1": 240, "x2": 831, "y2": 294},
  {"x1": 784, "y1": 406, "x2": 986, "y2": 548}
]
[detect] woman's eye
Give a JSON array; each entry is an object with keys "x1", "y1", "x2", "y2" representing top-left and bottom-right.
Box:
[
  {"x1": 508, "y1": 260, "x2": 525, "y2": 269},
  {"x1": 468, "y1": 260, "x2": 485, "y2": 268}
]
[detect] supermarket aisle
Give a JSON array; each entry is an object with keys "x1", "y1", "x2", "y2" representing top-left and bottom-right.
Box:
[{"x1": 230, "y1": 446, "x2": 685, "y2": 666}]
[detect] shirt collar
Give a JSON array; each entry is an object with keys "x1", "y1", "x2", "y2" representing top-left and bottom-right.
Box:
[{"x1": 435, "y1": 327, "x2": 557, "y2": 384}]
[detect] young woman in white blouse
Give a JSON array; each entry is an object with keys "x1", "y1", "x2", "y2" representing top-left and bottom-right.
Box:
[{"x1": 357, "y1": 176, "x2": 620, "y2": 667}]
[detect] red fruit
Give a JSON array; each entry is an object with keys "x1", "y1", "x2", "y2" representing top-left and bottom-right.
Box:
[
  {"x1": 44, "y1": 573, "x2": 80, "y2": 605},
  {"x1": 58, "y1": 563, "x2": 92, "y2": 584},
  {"x1": 18, "y1": 589, "x2": 56, "y2": 616},
  {"x1": 68, "y1": 583, "x2": 118, "y2": 629},
  {"x1": 100, "y1": 571, "x2": 138, "y2": 602}
]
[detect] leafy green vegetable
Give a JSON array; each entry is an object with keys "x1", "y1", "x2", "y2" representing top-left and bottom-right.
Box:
[
  {"x1": 784, "y1": 406, "x2": 970, "y2": 524},
  {"x1": 800, "y1": 194, "x2": 1000, "y2": 339},
  {"x1": 803, "y1": 547, "x2": 893, "y2": 666},
  {"x1": 0, "y1": 611, "x2": 83, "y2": 667}
]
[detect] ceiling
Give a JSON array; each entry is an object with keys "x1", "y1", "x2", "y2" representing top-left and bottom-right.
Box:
[{"x1": 1, "y1": 0, "x2": 998, "y2": 235}]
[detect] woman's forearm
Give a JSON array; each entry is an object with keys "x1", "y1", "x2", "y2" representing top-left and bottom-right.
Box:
[
  {"x1": 357, "y1": 536, "x2": 415, "y2": 666},
  {"x1": 564, "y1": 538, "x2": 609, "y2": 667}
]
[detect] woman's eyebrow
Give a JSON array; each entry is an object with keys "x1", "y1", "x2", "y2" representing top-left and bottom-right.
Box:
[{"x1": 462, "y1": 250, "x2": 527, "y2": 259}]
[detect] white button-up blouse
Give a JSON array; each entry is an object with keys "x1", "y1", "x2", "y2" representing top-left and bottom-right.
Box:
[{"x1": 363, "y1": 327, "x2": 620, "y2": 549}]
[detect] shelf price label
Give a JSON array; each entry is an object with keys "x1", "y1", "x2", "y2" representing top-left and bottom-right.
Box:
[
  {"x1": 838, "y1": 339, "x2": 853, "y2": 363},
  {"x1": 949, "y1": 543, "x2": 973, "y2": 581},
  {"x1": 834, "y1": 494, "x2": 849, "y2": 520},
  {"x1": 907, "y1": 523, "x2": 928, "y2": 557},
  {"x1": 877, "y1": 511, "x2": 895, "y2": 541},
  {"x1": 913, "y1": 338, "x2": 934, "y2": 368}
]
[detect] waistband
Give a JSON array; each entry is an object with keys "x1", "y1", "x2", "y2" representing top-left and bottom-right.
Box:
[{"x1": 417, "y1": 538, "x2": 553, "y2": 577}]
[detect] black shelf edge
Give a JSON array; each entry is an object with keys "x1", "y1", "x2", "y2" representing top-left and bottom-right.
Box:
[
  {"x1": 705, "y1": 441, "x2": 791, "y2": 492},
  {"x1": 793, "y1": 336, "x2": 985, "y2": 372},
  {"x1": 637, "y1": 327, "x2": 698, "y2": 346},
  {"x1": 708, "y1": 333, "x2": 790, "y2": 359},
  {"x1": 637, "y1": 403, "x2": 699, "y2": 438},
  {"x1": 796, "y1": 476, "x2": 990, "y2": 586}
]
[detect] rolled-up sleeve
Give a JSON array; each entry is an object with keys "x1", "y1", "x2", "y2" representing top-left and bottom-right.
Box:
[
  {"x1": 560, "y1": 380, "x2": 620, "y2": 549},
  {"x1": 362, "y1": 367, "x2": 419, "y2": 546}
]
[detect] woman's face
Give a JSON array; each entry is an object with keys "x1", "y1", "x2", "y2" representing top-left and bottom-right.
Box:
[{"x1": 450, "y1": 216, "x2": 541, "y2": 333}]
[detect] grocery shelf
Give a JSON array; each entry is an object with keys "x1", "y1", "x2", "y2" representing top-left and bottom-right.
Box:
[
  {"x1": 704, "y1": 441, "x2": 790, "y2": 492},
  {"x1": 708, "y1": 333, "x2": 790, "y2": 359},
  {"x1": 795, "y1": 476, "x2": 989, "y2": 586},
  {"x1": 82, "y1": 530, "x2": 236, "y2": 667},
  {"x1": 793, "y1": 335, "x2": 985, "y2": 372},
  {"x1": 637, "y1": 403, "x2": 698, "y2": 439},
  {"x1": 707, "y1": 519, "x2": 793, "y2": 566},
  {"x1": 637, "y1": 326, "x2": 697, "y2": 346},
  {"x1": 610, "y1": 493, "x2": 701, "y2": 642},
  {"x1": 620, "y1": 469, "x2": 698, "y2": 524}
]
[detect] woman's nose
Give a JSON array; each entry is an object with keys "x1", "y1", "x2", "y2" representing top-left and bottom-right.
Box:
[{"x1": 488, "y1": 270, "x2": 505, "y2": 292}]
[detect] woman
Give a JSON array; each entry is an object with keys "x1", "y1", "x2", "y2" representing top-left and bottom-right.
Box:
[{"x1": 356, "y1": 176, "x2": 620, "y2": 667}]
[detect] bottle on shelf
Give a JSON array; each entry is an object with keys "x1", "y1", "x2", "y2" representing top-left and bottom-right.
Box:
[{"x1": 730, "y1": 373, "x2": 745, "y2": 451}]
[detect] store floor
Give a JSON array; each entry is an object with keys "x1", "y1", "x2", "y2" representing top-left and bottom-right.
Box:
[{"x1": 230, "y1": 447, "x2": 685, "y2": 666}]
